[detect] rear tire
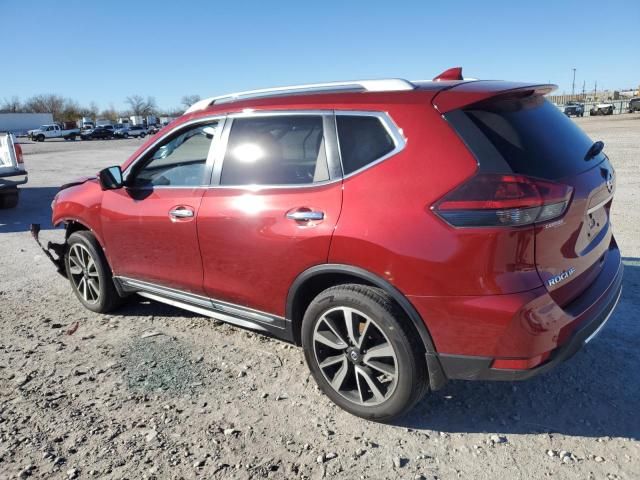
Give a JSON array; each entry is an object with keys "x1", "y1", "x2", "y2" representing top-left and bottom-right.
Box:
[
  {"x1": 301, "y1": 284, "x2": 427, "y2": 422},
  {"x1": 37, "y1": 134, "x2": 44, "y2": 142},
  {"x1": 0, "y1": 189, "x2": 19, "y2": 209},
  {"x1": 65, "y1": 231, "x2": 123, "y2": 313}
]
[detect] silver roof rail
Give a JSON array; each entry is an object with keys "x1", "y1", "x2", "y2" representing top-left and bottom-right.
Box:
[{"x1": 184, "y1": 78, "x2": 415, "y2": 114}]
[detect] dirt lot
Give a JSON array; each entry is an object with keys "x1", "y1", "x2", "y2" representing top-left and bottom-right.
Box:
[{"x1": 1, "y1": 116, "x2": 639, "y2": 480}]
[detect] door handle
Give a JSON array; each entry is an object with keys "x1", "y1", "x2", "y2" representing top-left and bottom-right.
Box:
[
  {"x1": 169, "y1": 207, "x2": 194, "y2": 219},
  {"x1": 286, "y1": 210, "x2": 324, "y2": 222}
]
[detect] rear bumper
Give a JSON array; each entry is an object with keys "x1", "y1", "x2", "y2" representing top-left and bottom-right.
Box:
[
  {"x1": 0, "y1": 170, "x2": 28, "y2": 189},
  {"x1": 416, "y1": 241, "x2": 623, "y2": 380},
  {"x1": 438, "y1": 271, "x2": 622, "y2": 380}
]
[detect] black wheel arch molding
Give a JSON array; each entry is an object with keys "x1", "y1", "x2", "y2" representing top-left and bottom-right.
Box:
[{"x1": 286, "y1": 263, "x2": 447, "y2": 390}]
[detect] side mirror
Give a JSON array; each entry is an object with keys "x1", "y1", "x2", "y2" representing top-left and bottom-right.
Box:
[{"x1": 98, "y1": 166, "x2": 124, "y2": 190}]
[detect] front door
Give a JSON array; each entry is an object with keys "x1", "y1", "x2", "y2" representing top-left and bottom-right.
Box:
[
  {"x1": 197, "y1": 113, "x2": 343, "y2": 316},
  {"x1": 101, "y1": 119, "x2": 223, "y2": 294}
]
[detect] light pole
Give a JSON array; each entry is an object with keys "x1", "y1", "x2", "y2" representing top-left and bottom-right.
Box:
[{"x1": 572, "y1": 68, "x2": 576, "y2": 97}]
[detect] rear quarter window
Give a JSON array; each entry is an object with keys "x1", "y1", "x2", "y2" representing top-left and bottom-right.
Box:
[{"x1": 336, "y1": 115, "x2": 395, "y2": 175}]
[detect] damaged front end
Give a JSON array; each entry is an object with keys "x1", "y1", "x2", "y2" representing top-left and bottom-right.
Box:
[{"x1": 30, "y1": 223, "x2": 67, "y2": 276}]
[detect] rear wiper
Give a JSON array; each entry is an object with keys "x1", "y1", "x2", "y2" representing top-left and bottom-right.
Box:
[{"x1": 585, "y1": 140, "x2": 604, "y2": 161}]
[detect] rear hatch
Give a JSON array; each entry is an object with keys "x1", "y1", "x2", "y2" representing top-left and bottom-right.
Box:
[{"x1": 437, "y1": 83, "x2": 615, "y2": 306}]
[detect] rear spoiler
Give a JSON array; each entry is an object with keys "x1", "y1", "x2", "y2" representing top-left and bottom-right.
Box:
[{"x1": 432, "y1": 81, "x2": 557, "y2": 113}]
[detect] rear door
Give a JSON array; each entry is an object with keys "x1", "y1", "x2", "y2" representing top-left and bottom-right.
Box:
[
  {"x1": 197, "y1": 112, "x2": 343, "y2": 317},
  {"x1": 446, "y1": 92, "x2": 616, "y2": 306}
]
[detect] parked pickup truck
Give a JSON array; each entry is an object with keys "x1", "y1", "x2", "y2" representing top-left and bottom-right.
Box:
[
  {"x1": 28, "y1": 123, "x2": 80, "y2": 142},
  {"x1": 0, "y1": 133, "x2": 27, "y2": 208}
]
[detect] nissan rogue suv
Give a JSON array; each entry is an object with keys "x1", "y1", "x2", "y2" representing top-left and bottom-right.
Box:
[{"x1": 36, "y1": 67, "x2": 623, "y2": 421}]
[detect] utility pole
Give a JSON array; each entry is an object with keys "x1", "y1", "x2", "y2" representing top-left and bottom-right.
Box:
[
  {"x1": 582, "y1": 80, "x2": 586, "y2": 101},
  {"x1": 594, "y1": 81, "x2": 597, "y2": 101},
  {"x1": 572, "y1": 68, "x2": 576, "y2": 97}
]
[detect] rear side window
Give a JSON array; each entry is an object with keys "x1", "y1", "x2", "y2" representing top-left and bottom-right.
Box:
[
  {"x1": 221, "y1": 115, "x2": 329, "y2": 186},
  {"x1": 448, "y1": 95, "x2": 602, "y2": 180},
  {"x1": 336, "y1": 115, "x2": 395, "y2": 175}
]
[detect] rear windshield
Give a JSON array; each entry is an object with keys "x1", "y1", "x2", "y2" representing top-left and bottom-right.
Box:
[{"x1": 447, "y1": 95, "x2": 603, "y2": 180}]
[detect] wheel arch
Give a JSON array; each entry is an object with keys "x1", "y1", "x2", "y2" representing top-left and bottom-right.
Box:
[
  {"x1": 286, "y1": 264, "x2": 435, "y2": 351},
  {"x1": 57, "y1": 218, "x2": 110, "y2": 264},
  {"x1": 287, "y1": 264, "x2": 447, "y2": 390}
]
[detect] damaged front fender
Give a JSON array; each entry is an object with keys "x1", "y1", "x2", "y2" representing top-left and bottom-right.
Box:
[{"x1": 30, "y1": 223, "x2": 67, "y2": 276}]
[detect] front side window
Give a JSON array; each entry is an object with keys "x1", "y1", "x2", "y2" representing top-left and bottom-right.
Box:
[
  {"x1": 336, "y1": 115, "x2": 395, "y2": 175},
  {"x1": 131, "y1": 122, "x2": 218, "y2": 187},
  {"x1": 220, "y1": 115, "x2": 329, "y2": 186}
]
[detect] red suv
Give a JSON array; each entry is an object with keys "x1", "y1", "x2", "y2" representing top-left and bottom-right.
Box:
[{"x1": 39, "y1": 68, "x2": 623, "y2": 421}]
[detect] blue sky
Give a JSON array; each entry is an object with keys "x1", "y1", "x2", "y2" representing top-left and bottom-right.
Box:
[{"x1": 5, "y1": 0, "x2": 639, "y2": 111}]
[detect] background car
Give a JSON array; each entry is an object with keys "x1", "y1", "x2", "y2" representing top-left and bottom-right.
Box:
[
  {"x1": 0, "y1": 133, "x2": 27, "y2": 208},
  {"x1": 590, "y1": 103, "x2": 615, "y2": 115},
  {"x1": 80, "y1": 126, "x2": 113, "y2": 140},
  {"x1": 564, "y1": 102, "x2": 584, "y2": 117},
  {"x1": 127, "y1": 125, "x2": 147, "y2": 138},
  {"x1": 113, "y1": 125, "x2": 131, "y2": 138},
  {"x1": 628, "y1": 98, "x2": 640, "y2": 113}
]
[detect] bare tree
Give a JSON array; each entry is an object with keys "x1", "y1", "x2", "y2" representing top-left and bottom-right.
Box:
[
  {"x1": 24, "y1": 94, "x2": 67, "y2": 119},
  {"x1": 99, "y1": 104, "x2": 119, "y2": 122},
  {"x1": 125, "y1": 95, "x2": 157, "y2": 116},
  {"x1": 181, "y1": 94, "x2": 201, "y2": 109},
  {"x1": 1, "y1": 96, "x2": 22, "y2": 113}
]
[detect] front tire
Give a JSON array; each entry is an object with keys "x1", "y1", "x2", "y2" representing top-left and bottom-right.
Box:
[
  {"x1": 65, "y1": 231, "x2": 122, "y2": 313},
  {"x1": 301, "y1": 284, "x2": 427, "y2": 422}
]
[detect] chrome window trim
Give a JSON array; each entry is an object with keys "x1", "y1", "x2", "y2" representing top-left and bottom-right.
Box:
[
  {"x1": 122, "y1": 109, "x2": 407, "y2": 191},
  {"x1": 211, "y1": 110, "x2": 342, "y2": 189},
  {"x1": 334, "y1": 110, "x2": 407, "y2": 180},
  {"x1": 122, "y1": 115, "x2": 227, "y2": 188}
]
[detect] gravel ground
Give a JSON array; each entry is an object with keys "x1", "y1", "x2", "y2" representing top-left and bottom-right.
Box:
[{"x1": 0, "y1": 116, "x2": 639, "y2": 480}]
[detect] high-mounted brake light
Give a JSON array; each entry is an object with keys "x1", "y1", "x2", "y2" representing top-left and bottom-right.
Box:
[{"x1": 433, "y1": 174, "x2": 573, "y2": 227}]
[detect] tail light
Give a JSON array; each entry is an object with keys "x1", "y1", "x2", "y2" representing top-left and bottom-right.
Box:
[
  {"x1": 433, "y1": 174, "x2": 573, "y2": 227},
  {"x1": 15, "y1": 143, "x2": 24, "y2": 166}
]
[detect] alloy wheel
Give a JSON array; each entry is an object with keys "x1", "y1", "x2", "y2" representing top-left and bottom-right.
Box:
[
  {"x1": 68, "y1": 244, "x2": 100, "y2": 304},
  {"x1": 312, "y1": 307, "x2": 398, "y2": 406}
]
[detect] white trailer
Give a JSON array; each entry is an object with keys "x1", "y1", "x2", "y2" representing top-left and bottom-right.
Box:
[
  {"x1": 130, "y1": 115, "x2": 144, "y2": 126},
  {"x1": 0, "y1": 113, "x2": 54, "y2": 136}
]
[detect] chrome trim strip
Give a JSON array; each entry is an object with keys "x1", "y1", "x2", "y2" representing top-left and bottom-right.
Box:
[
  {"x1": 584, "y1": 286, "x2": 622, "y2": 344},
  {"x1": 123, "y1": 109, "x2": 406, "y2": 190},
  {"x1": 116, "y1": 276, "x2": 284, "y2": 328},
  {"x1": 119, "y1": 277, "x2": 212, "y2": 308},
  {"x1": 137, "y1": 291, "x2": 268, "y2": 332},
  {"x1": 587, "y1": 194, "x2": 614, "y2": 215}
]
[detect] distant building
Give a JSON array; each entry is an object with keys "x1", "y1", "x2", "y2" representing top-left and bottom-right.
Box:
[{"x1": 0, "y1": 113, "x2": 54, "y2": 135}]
